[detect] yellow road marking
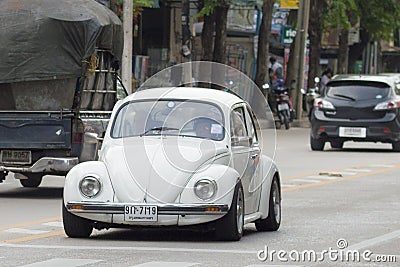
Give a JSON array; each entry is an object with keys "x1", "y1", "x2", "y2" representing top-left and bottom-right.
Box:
[
  {"x1": 0, "y1": 217, "x2": 61, "y2": 231},
  {"x1": 282, "y1": 165, "x2": 400, "y2": 192},
  {"x1": 1, "y1": 230, "x2": 65, "y2": 244}
]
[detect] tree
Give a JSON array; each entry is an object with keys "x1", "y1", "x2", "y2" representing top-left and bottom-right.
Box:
[{"x1": 254, "y1": 0, "x2": 274, "y2": 95}]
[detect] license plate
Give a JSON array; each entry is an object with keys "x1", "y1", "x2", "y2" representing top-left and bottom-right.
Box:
[
  {"x1": 124, "y1": 205, "x2": 158, "y2": 222},
  {"x1": 0, "y1": 150, "x2": 31, "y2": 164},
  {"x1": 278, "y1": 103, "x2": 289, "y2": 111},
  {"x1": 339, "y1": 127, "x2": 366, "y2": 138}
]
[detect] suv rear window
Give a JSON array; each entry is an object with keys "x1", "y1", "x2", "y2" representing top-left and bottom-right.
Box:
[{"x1": 326, "y1": 81, "x2": 390, "y2": 101}]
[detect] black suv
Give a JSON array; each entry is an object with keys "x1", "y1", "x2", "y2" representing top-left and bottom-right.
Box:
[{"x1": 310, "y1": 74, "x2": 400, "y2": 151}]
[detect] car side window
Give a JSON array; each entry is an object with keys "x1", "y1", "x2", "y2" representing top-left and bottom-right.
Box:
[
  {"x1": 245, "y1": 106, "x2": 258, "y2": 145},
  {"x1": 230, "y1": 106, "x2": 248, "y2": 146}
]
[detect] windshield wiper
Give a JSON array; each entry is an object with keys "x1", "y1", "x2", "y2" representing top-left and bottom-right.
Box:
[
  {"x1": 139, "y1": 126, "x2": 179, "y2": 136},
  {"x1": 333, "y1": 94, "x2": 356, "y2": 101}
]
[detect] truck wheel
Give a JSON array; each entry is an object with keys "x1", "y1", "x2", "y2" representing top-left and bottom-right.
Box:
[
  {"x1": 310, "y1": 136, "x2": 325, "y2": 151},
  {"x1": 283, "y1": 112, "x2": 290, "y2": 130},
  {"x1": 19, "y1": 174, "x2": 42, "y2": 188},
  {"x1": 255, "y1": 176, "x2": 281, "y2": 231},
  {"x1": 62, "y1": 201, "x2": 93, "y2": 238},
  {"x1": 215, "y1": 182, "x2": 244, "y2": 241}
]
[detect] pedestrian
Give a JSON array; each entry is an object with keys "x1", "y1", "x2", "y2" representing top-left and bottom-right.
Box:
[
  {"x1": 320, "y1": 68, "x2": 333, "y2": 93},
  {"x1": 269, "y1": 55, "x2": 284, "y2": 80}
]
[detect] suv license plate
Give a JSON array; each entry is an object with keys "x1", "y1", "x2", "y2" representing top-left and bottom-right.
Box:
[
  {"x1": 339, "y1": 127, "x2": 366, "y2": 138},
  {"x1": 0, "y1": 150, "x2": 31, "y2": 164},
  {"x1": 124, "y1": 205, "x2": 158, "y2": 222}
]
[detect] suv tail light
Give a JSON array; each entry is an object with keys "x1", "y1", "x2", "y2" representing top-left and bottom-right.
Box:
[
  {"x1": 314, "y1": 98, "x2": 335, "y2": 110},
  {"x1": 374, "y1": 100, "x2": 400, "y2": 111}
]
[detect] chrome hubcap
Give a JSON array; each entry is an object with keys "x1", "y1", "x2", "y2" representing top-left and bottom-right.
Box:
[
  {"x1": 236, "y1": 187, "x2": 244, "y2": 234},
  {"x1": 272, "y1": 182, "x2": 281, "y2": 223}
]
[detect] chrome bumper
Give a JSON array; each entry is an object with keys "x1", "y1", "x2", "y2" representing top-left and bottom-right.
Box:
[
  {"x1": 0, "y1": 157, "x2": 79, "y2": 173},
  {"x1": 67, "y1": 202, "x2": 229, "y2": 215}
]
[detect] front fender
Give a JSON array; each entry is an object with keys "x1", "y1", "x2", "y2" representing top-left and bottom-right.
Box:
[
  {"x1": 64, "y1": 161, "x2": 114, "y2": 205},
  {"x1": 179, "y1": 164, "x2": 240, "y2": 207},
  {"x1": 258, "y1": 155, "x2": 280, "y2": 219}
]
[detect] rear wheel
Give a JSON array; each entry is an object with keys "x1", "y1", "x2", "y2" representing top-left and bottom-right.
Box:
[
  {"x1": 256, "y1": 176, "x2": 281, "y2": 231},
  {"x1": 310, "y1": 136, "x2": 325, "y2": 151},
  {"x1": 62, "y1": 201, "x2": 93, "y2": 238},
  {"x1": 392, "y1": 141, "x2": 400, "y2": 152},
  {"x1": 19, "y1": 174, "x2": 43, "y2": 188},
  {"x1": 215, "y1": 182, "x2": 244, "y2": 241},
  {"x1": 330, "y1": 140, "x2": 344, "y2": 149},
  {"x1": 283, "y1": 111, "x2": 290, "y2": 130}
]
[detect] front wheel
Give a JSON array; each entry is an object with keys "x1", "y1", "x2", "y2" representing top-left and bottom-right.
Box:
[
  {"x1": 310, "y1": 136, "x2": 325, "y2": 151},
  {"x1": 215, "y1": 182, "x2": 244, "y2": 241},
  {"x1": 19, "y1": 173, "x2": 43, "y2": 188},
  {"x1": 62, "y1": 201, "x2": 93, "y2": 238},
  {"x1": 255, "y1": 177, "x2": 281, "y2": 231}
]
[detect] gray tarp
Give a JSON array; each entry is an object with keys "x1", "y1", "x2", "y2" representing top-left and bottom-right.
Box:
[{"x1": 0, "y1": 0, "x2": 123, "y2": 84}]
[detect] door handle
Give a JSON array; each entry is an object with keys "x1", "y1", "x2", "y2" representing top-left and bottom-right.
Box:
[{"x1": 250, "y1": 153, "x2": 258, "y2": 159}]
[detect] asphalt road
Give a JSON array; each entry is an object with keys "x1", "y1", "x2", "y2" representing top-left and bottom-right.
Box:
[{"x1": 0, "y1": 128, "x2": 399, "y2": 267}]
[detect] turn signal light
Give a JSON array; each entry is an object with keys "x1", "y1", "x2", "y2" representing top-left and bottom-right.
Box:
[
  {"x1": 71, "y1": 204, "x2": 83, "y2": 210},
  {"x1": 206, "y1": 207, "x2": 220, "y2": 212}
]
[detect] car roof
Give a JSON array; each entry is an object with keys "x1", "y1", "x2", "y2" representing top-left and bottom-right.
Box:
[
  {"x1": 122, "y1": 87, "x2": 245, "y2": 107},
  {"x1": 330, "y1": 74, "x2": 399, "y2": 87}
]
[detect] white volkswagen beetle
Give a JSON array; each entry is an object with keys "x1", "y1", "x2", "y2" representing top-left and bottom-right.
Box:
[{"x1": 63, "y1": 87, "x2": 281, "y2": 241}]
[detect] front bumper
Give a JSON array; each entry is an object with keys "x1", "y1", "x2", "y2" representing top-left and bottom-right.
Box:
[
  {"x1": 66, "y1": 201, "x2": 229, "y2": 216},
  {"x1": 0, "y1": 157, "x2": 79, "y2": 173}
]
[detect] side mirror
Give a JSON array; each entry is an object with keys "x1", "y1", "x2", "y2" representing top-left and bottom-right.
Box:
[{"x1": 231, "y1": 136, "x2": 251, "y2": 147}]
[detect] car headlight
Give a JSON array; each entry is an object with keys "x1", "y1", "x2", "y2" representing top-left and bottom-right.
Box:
[
  {"x1": 194, "y1": 179, "x2": 217, "y2": 201},
  {"x1": 79, "y1": 176, "x2": 101, "y2": 198}
]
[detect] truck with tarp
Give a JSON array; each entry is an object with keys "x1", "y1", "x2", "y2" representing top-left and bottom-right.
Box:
[{"x1": 0, "y1": 0, "x2": 125, "y2": 187}]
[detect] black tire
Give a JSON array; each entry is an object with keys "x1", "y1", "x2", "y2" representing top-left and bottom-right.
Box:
[
  {"x1": 392, "y1": 141, "x2": 400, "y2": 152},
  {"x1": 256, "y1": 176, "x2": 281, "y2": 231},
  {"x1": 62, "y1": 201, "x2": 93, "y2": 238},
  {"x1": 19, "y1": 173, "x2": 43, "y2": 188},
  {"x1": 215, "y1": 182, "x2": 244, "y2": 241},
  {"x1": 330, "y1": 140, "x2": 344, "y2": 149},
  {"x1": 310, "y1": 136, "x2": 325, "y2": 151},
  {"x1": 283, "y1": 112, "x2": 290, "y2": 130}
]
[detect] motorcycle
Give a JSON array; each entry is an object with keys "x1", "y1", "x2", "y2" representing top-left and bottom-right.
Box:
[
  {"x1": 272, "y1": 84, "x2": 293, "y2": 130},
  {"x1": 302, "y1": 77, "x2": 320, "y2": 120}
]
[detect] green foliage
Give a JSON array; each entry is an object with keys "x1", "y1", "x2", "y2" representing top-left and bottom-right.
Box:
[
  {"x1": 323, "y1": 0, "x2": 400, "y2": 41},
  {"x1": 198, "y1": 0, "x2": 222, "y2": 17},
  {"x1": 116, "y1": 0, "x2": 154, "y2": 8}
]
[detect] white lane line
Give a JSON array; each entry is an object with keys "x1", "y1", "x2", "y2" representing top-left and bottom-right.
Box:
[
  {"x1": 369, "y1": 164, "x2": 395, "y2": 168},
  {"x1": 18, "y1": 258, "x2": 101, "y2": 267},
  {"x1": 305, "y1": 175, "x2": 339, "y2": 180},
  {"x1": 1, "y1": 244, "x2": 256, "y2": 255},
  {"x1": 246, "y1": 265, "x2": 302, "y2": 267},
  {"x1": 336, "y1": 171, "x2": 357, "y2": 176},
  {"x1": 42, "y1": 222, "x2": 63, "y2": 227},
  {"x1": 345, "y1": 230, "x2": 400, "y2": 251},
  {"x1": 5, "y1": 228, "x2": 50, "y2": 235},
  {"x1": 132, "y1": 262, "x2": 199, "y2": 267},
  {"x1": 281, "y1": 184, "x2": 296, "y2": 188},
  {"x1": 292, "y1": 179, "x2": 322, "y2": 184},
  {"x1": 344, "y1": 169, "x2": 372, "y2": 173}
]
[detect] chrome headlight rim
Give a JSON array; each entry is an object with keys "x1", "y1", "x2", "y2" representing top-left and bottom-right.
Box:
[
  {"x1": 79, "y1": 175, "x2": 102, "y2": 198},
  {"x1": 194, "y1": 178, "x2": 217, "y2": 201}
]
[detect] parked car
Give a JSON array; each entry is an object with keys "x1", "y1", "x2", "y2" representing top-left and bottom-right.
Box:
[
  {"x1": 310, "y1": 74, "x2": 400, "y2": 151},
  {"x1": 63, "y1": 87, "x2": 281, "y2": 241}
]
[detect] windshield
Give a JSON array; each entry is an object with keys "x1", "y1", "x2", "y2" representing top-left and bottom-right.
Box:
[
  {"x1": 111, "y1": 100, "x2": 225, "y2": 141},
  {"x1": 326, "y1": 81, "x2": 390, "y2": 101}
]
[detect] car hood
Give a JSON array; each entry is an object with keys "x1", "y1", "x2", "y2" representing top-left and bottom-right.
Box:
[{"x1": 103, "y1": 137, "x2": 229, "y2": 204}]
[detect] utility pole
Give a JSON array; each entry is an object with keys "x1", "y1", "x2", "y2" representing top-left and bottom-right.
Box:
[
  {"x1": 292, "y1": 0, "x2": 310, "y2": 120},
  {"x1": 122, "y1": 0, "x2": 133, "y2": 93},
  {"x1": 181, "y1": 0, "x2": 192, "y2": 85}
]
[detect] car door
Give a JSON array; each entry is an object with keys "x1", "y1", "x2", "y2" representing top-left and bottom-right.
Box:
[
  {"x1": 230, "y1": 104, "x2": 255, "y2": 215},
  {"x1": 244, "y1": 105, "x2": 262, "y2": 214}
]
